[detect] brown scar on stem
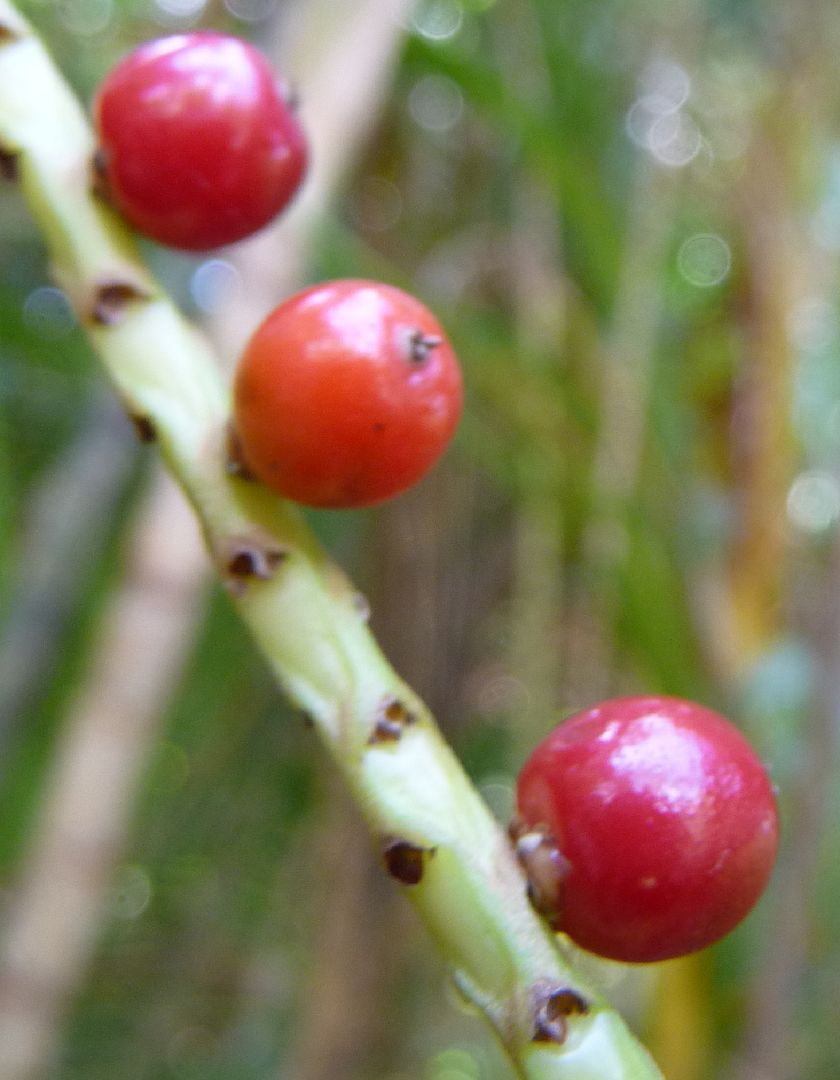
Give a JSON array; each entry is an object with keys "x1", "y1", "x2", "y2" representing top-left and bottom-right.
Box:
[
  {"x1": 90, "y1": 280, "x2": 152, "y2": 326},
  {"x1": 530, "y1": 979, "x2": 590, "y2": 1045},
  {"x1": 509, "y1": 816, "x2": 570, "y2": 928},
  {"x1": 0, "y1": 146, "x2": 19, "y2": 181},
  {"x1": 381, "y1": 839, "x2": 434, "y2": 885},
  {"x1": 368, "y1": 696, "x2": 417, "y2": 744},
  {"x1": 0, "y1": 22, "x2": 21, "y2": 43},
  {"x1": 221, "y1": 537, "x2": 289, "y2": 584},
  {"x1": 129, "y1": 414, "x2": 157, "y2": 443}
]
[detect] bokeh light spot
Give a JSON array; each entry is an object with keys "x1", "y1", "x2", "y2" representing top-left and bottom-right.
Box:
[
  {"x1": 648, "y1": 111, "x2": 702, "y2": 166},
  {"x1": 638, "y1": 58, "x2": 691, "y2": 114},
  {"x1": 412, "y1": 0, "x2": 464, "y2": 41},
  {"x1": 677, "y1": 234, "x2": 731, "y2": 287},
  {"x1": 57, "y1": 0, "x2": 113, "y2": 35},
  {"x1": 190, "y1": 258, "x2": 243, "y2": 314},
  {"x1": 223, "y1": 0, "x2": 276, "y2": 22},
  {"x1": 154, "y1": 0, "x2": 207, "y2": 22},
  {"x1": 22, "y1": 286, "x2": 76, "y2": 340},
  {"x1": 110, "y1": 864, "x2": 152, "y2": 920},
  {"x1": 787, "y1": 471, "x2": 840, "y2": 533},
  {"x1": 409, "y1": 74, "x2": 464, "y2": 133},
  {"x1": 788, "y1": 297, "x2": 836, "y2": 353}
]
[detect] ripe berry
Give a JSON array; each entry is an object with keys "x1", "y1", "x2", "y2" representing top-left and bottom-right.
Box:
[
  {"x1": 513, "y1": 695, "x2": 779, "y2": 963},
  {"x1": 93, "y1": 32, "x2": 307, "y2": 250},
  {"x1": 232, "y1": 279, "x2": 463, "y2": 508}
]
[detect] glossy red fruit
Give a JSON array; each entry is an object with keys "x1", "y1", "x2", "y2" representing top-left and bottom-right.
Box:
[
  {"x1": 93, "y1": 32, "x2": 307, "y2": 250},
  {"x1": 232, "y1": 279, "x2": 463, "y2": 508},
  {"x1": 513, "y1": 695, "x2": 779, "y2": 963}
]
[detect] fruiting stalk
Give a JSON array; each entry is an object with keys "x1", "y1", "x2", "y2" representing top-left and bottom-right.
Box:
[{"x1": 0, "y1": 6, "x2": 662, "y2": 1077}]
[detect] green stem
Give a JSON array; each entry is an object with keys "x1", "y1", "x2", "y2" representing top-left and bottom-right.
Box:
[{"x1": 0, "y1": 7, "x2": 662, "y2": 1077}]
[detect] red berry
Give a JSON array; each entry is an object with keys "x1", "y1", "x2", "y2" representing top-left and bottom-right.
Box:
[
  {"x1": 513, "y1": 695, "x2": 779, "y2": 963},
  {"x1": 232, "y1": 280, "x2": 463, "y2": 508},
  {"x1": 93, "y1": 32, "x2": 307, "y2": 250}
]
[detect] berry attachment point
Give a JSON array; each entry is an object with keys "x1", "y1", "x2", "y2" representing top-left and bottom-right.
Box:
[
  {"x1": 232, "y1": 280, "x2": 463, "y2": 509},
  {"x1": 514, "y1": 695, "x2": 779, "y2": 963},
  {"x1": 93, "y1": 32, "x2": 307, "y2": 250}
]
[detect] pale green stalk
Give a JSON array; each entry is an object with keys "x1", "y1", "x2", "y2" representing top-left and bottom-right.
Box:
[{"x1": 0, "y1": 6, "x2": 662, "y2": 1077}]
